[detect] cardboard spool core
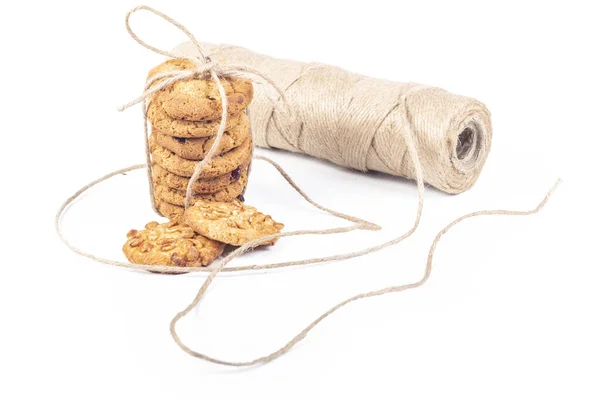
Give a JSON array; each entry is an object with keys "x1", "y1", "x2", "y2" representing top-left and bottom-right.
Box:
[{"x1": 457, "y1": 127, "x2": 475, "y2": 160}]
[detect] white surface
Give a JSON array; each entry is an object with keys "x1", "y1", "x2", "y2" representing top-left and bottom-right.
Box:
[{"x1": 2, "y1": 0, "x2": 599, "y2": 399}]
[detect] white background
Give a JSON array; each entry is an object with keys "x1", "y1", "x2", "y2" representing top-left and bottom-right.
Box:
[{"x1": 2, "y1": 0, "x2": 599, "y2": 399}]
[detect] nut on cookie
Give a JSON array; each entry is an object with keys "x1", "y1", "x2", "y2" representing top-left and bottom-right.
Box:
[
  {"x1": 122, "y1": 220, "x2": 225, "y2": 268},
  {"x1": 183, "y1": 199, "x2": 284, "y2": 246}
]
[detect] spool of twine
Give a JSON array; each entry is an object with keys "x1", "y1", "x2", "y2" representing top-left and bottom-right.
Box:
[
  {"x1": 175, "y1": 42, "x2": 492, "y2": 194},
  {"x1": 55, "y1": 6, "x2": 560, "y2": 368}
]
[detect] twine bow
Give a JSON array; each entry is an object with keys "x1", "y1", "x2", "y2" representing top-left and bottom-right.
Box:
[{"x1": 118, "y1": 5, "x2": 295, "y2": 209}]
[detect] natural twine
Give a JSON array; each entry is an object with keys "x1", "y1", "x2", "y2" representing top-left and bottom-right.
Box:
[
  {"x1": 174, "y1": 42, "x2": 493, "y2": 195},
  {"x1": 55, "y1": 5, "x2": 561, "y2": 366}
]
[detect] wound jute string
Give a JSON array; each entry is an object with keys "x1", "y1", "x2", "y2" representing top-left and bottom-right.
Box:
[{"x1": 55, "y1": 5, "x2": 561, "y2": 367}]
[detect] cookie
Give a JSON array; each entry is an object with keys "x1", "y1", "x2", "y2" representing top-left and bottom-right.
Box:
[
  {"x1": 152, "y1": 116, "x2": 250, "y2": 160},
  {"x1": 150, "y1": 136, "x2": 252, "y2": 178},
  {"x1": 122, "y1": 220, "x2": 225, "y2": 268},
  {"x1": 152, "y1": 163, "x2": 246, "y2": 194},
  {"x1": 148, "y1": 102, "x2": 246, "y2": 138},
  {"x1": 156, "y1": 199, "x2": 184, "y2": 221},
  {"x1": 147, "y1": 59, "x2": 253, "y2": 122},
  {"x1": 183, "y1": 199, "x2": 284, "y2": 246},
  {"x1": 155, "y1": 194, "x2": 248, "y2": 222},
  {"x1": 154, "y1": 169, "x2": 248, "y2": 206}
]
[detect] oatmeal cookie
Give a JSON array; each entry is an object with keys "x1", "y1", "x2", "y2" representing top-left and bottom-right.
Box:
[
  {"x1": 152, "y1": 117, "x2": 250, "y2": 160},
  {"x1": 148, "y1": 102, "x2": 246, "y2": 138},
  {"x1": 150, "y1": 136, "x2": 252, "y2": 178},
  {"x1": 156, "y1": 199, "x2": 184, "y2": 221},
  {"x1": 154, "y1": 169, "x2": 248, "y2": 205},
  {"x1": 183, "y1": 199, "x2": 284, "y2": 246},
  {"x1": 147, "y1": 59, "x2": 253, "y2": 122},
  {"x1": 152, "y1": 163, "x2": 247, "y2": 194},
  {"x1": 122, "y1": 220, "x2": 225, "y2": 268}
]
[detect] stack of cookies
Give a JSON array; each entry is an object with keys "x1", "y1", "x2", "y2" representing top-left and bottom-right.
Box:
[{"x1": 146, "y1": 59, "x2": 255, "y2": 220}]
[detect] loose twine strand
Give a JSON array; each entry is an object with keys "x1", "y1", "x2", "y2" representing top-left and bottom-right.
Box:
[
  {"x1": 55, "y1": 5, "x2": 561, "y2": 366},
  {"x1": 171, "y1": 179, "x2": 561, "y2": 366}
]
